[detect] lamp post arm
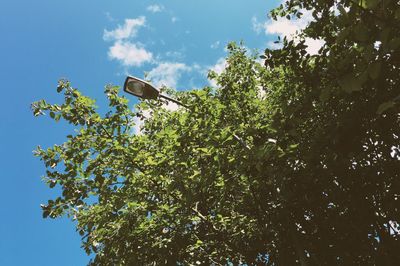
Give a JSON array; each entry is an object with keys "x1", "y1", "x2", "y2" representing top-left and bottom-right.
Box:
[{"x1": 159, "y1": 94, "x2": 189, "y2": 109}]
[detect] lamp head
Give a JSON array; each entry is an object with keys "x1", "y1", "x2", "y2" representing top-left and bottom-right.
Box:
[{"x1": 123, "y1": 76, "x2": 159, "y2": 100}]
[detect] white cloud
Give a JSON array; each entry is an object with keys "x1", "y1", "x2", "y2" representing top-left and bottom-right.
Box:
[
  {"x1": 108, "y1": 41, "x2": 153, "y2": 66},
  {"x1": 211, "y1": 41, "x2": 220, "y2": 49},
  {"x1": 251, "y1": 16, "x2": 264, "y2": 34},
  {"x1": 252, "y1": 11, "x2": 312, "y2": 37},
  {"x1": 103, "y1": 17, "x2": 146, "y2": 41},
  {"x1": 208, "y1": 57, "x2": 227, "y2": 87},
  {"x1": 147, "y1": 4, "x2": 164, "y2": 13},
  {"x1": 163, "y1": 101, "x2": 179, "y2": 111},
  {"x1": 104, "y1": 16, "x2": 153, "y2": 67},
  {"x1": 252, "y1": 11, "x2": 325, "y2": 55},
  {"x1": 133, "y1": 109, "x2": 151, "y2": 135},
  {"x1": 165, "y1": 50, "x2": 185, "y2": 60},
  {"x1": 147, "y1": 62, "x2": 191, "y2": 88},
  {"x1": 266, "y1": 40, "x2": 283, "y2": 50},
  {"x1": 265, "y1": 15, "x2": 310, "y2": 37},
  {"x1": 210, "y1": 58, "x2": 226, "y2": 75},
  {"x1": 105, "y1": 12, "x2": 115, "y2": 22},
  {"x1": 191, "y1": 63, "x2": 202, "y2": 71},
  {"x1": 171, "y1": 17, "x2": 178, "y2": 23},
  {"x1": 304, "y1": 38, "x2": 325, "y2": 55}
]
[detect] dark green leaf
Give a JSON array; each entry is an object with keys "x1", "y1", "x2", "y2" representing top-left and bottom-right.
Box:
[
  {"x1": 368, "y1": 61, "x2": 381, "y2": 80},
  {"x1": 376, "y1": 101, "x2": 395, "y2": 114}
]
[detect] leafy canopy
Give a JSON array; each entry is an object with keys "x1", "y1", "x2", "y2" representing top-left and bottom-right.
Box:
[{"x1": 32, "y1": 0, "x2": 400, "y2": 265}]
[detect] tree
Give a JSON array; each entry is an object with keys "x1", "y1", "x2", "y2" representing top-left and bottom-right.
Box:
[{"x1": 33, "y1": 0, "x2": 400, "y2": 265}]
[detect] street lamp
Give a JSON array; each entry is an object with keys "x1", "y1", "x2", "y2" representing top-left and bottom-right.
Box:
[
  {"x1": 123, "y1": 76, "x2": 249, "y2": 150},
  {"x1": 124, "y1": 76, "x2": 188, "y2": 108}
]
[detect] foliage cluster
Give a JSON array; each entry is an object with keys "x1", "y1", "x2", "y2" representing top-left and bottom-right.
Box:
[{"x1": 32, "y1": 0, "x2": 400, "y2": 265}]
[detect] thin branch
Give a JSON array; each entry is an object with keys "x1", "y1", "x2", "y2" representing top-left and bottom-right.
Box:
[
  {"x1": 191, "y1": 203, "x2": 219, "y2": 232},
  {"x1": 99, "y1": 124, "x2": 114, "y2": 139}
]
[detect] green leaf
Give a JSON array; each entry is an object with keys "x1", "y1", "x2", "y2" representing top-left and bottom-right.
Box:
[
  {"x1": 319, "y1": 88, "x2": 331, "y2": 102},
  {"x1": 388, "y1": 38, "x2": 400, "y2": 51},
  {"x1": 376, "y1": 101, "x2": 395, "y2": 114},
  {"x1": 353, "y1": 23, "x2": 369, "y2": 42},
  {"x1": 362, "y1": 0, "x2": 380, "y2": 9},
  {"x1": 336, "y1": 28, "x2": 351, "y2": 43},
  {"x1": 196, "y1": 147, "x2": 210, "y2": 154},
  {"x1": 49, "y1": 180, "x2": 57, "y2": 188},
  {"x1": 368, "y1": 61, "x2": 381, "y2": 80},
  {"x1": 338, "y1": 74, "x2": 363, "y2": 93},
  {"x1": 194, "y1": 239, "x2": 203, "y2": 248},
  {"x1": 379, "y1": 28, "x2": 391, "y2": 44},
  {"x1": 395, "y1": 9, "x2": 400, "y2": 20},
  {"x1": 289, "y1": 143, "x2": 299, "y2": 149},
  {"x1": 337, "y1": 5, "x2": 347, "y2": 16},
  {"x1": 42, "y1": 210, "x2": 50, "y2": 218},
  {"x1": 54, "y1": 113, "x2": 61, "y2": 121}
]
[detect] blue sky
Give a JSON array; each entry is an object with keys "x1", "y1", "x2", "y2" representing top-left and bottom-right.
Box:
[{"x1": 0, "y1": 0, "x2": 318, "y2": 264}]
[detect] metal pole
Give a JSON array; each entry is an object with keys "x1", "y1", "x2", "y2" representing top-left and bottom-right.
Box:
[{"x1": 159, "y1": 94, "x2": 189, "y2": 109}]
